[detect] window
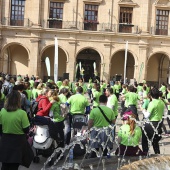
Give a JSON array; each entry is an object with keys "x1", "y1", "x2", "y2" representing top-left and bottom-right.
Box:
[
  {"x1": 156, "y1": 9, "x2": 169, "y2": 35},
  {"x1": 84, "y1": 4, "x2": 98, "y2": 31},
  {"x1": 49, "y1": 2, "x2": 63, "y2": 29},
  {"x1": 10, "y1": 0, "x2": 25, "y2": 26},
  {"x1": 119, "y1": 7, "x2": 133, "y2": 33}
]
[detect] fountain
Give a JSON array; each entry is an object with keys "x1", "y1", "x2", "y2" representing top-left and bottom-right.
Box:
[{"x1": 40, "y1": 114, "x2": 170, "y2": 170}]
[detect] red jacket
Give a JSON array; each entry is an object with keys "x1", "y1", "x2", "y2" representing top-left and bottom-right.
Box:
[{"x1": 36, "y1": 95, "x2": 52, "y2": 117}]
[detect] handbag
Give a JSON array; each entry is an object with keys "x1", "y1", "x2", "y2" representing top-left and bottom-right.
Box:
[{"x1": 98, "y1": 106, "x2": 112, "y2": 124}]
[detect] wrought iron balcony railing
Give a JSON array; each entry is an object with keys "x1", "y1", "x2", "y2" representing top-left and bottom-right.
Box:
[
  {"x1": 2, "y1": 17, "x2": 31, "y2": 27},
  {"x1": 150, "y1": 26, "x2": 169, "y2": 36}
]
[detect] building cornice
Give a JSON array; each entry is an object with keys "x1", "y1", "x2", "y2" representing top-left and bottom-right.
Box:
[
  {"x1": 83, "y1": 0, "x2": 103, "y2": 4},
  {"x1": 118, "y1": 2, "x2": 137, "y2": 7}
]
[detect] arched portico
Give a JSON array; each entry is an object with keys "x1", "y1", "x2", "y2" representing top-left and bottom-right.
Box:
[
  {"x1": 111, "y1": 50, "x2": 135, "y2": 82},
  {"x1": 76, "y1": 48, "x2": 102, "y2": 82},
  {"x1": 41, "y1": 45, "x2": 67, "y2": 81},
  {"x1": 147, "y1": 52, "x2": 170, "y2": 86},
  {"x1": 1, "y1": 43, "x2": 29, "y2": 76}
]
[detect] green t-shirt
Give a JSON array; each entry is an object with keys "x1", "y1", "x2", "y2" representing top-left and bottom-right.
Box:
[
  {"x1": 50, "y1": 102, "x2": 64, "y2": 122},
  {"x1": 56, "y1": 81, "x2": 62, "y2": 88},
  {"x1": 93, "y1": 91, "x2": 102, "y2": 107},
  {"x1": 137, "y1": 85, "x2": 143, "y2": 93},
  {"x1": 118, "y1": 124, "x2": 142, "y2": 146},
  {"x1": 32, "y1": 88, "x2": 38, "y2": 99},
  {"x1": 0, "y1": 93, "x2": 5, "y2": 101},
  {"x1": 67, "y1": 93, "x2": 89, "y2": 114},
  {"x1": 160, "y1": 85, "x2": 166, "y2": 97},
  {"x1": 147, "y1": 99, "x2": 164, "y2": 121},
  {"x1": 167, "y1": 92, "x2": 170, "y2": 110},
  {"x1": 124, "y1": 92, "x2": 140, "y2": 106},
  {"x1": 29, "y1": 80, "x2": 34, "y2": 88},
  {"x1": 89, "y1": 106, "x2": 115, "y2": 128},
  {"x1": 59, "y1": 93, "x2": 67, "y2": 103},
  {"x1": 142, "y1": 98, "x2": 150, "y2": 110},
  {"x1": 0, "y1": 108, "x2": 30, "y2": 134},
  {"x1": 122, "y1": 88, "x2": 127, "y2": 95},
  {"x1": 107, "y1": 94, "x2": 118, "y2": 116},
  {"x1": 25, "y1": 89, "x2": 32, "y2": 101},
  {"x1": 59, "y1": 85, "x2": 70, "y2": 91},
  {"x1": 114, "y1": 84, "x2": 120, "y2": 93}
]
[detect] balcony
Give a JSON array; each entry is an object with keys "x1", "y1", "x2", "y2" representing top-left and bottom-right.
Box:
[
  {"x1": 150, "y1": 26, "x2": 169, "y2": 36},
  {"x1": 2, "y1": 17, "x2": 31, "y2": 27}
]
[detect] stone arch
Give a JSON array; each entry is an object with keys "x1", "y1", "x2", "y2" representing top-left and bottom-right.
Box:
[
  {"x1": 110, "y1": 49, "x2": 136, "y2": 81},
  {"x1": 146, "y1": 52, "x2": 170, "y2": 86},
  {"x1": 76, "y1": 47, "x2": 102, "y2": 82},
  {"x1": 40, "y1": 44, "x2": 69, "y2": 63},
  {"x1": 1, "y1": 42, "x2": 29, "y2": 76},
  {"x1": 40, "y1": 45, "x2": 68, "y2": 81},
  {"x1": 76, "y1": 47, "x2": 104, "y2": 64}
]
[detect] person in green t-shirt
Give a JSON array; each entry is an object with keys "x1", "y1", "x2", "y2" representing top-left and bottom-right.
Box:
[
  {"x1": 92, "y1": 84, "x2": 102, "y2": 108},
  {"x1": 0, "y1": 90, "x2": 33, "y2": 169},
  {"x1": 115, "y1": 111, "x2": 144, "y2": 156},
  {"x1": 159, "y1": 82, "x2": 167, "y2": 98},
  {"x1": 113, "y1": 81, "x2": 120, "y2": 101},
  {"x1": 50, "y1": 95, "x2": 67, "y2": 148},
  {"x1": 65, "y1": 86, "x2": 90, "y2": 145},
  {"x1": 88, "y1": 95, "x2": 115, "y2": 158},
  {"x1": 122, "y1": 85, "x2": 141, "y2": 119},
  {"x1": 59, "y1": 88, "x2": 69, "y2": 103},
  {"x1": 142, "y1": 88, "x2": 164, "y2": 154}
]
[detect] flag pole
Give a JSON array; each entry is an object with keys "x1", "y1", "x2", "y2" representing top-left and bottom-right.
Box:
[
  {"x1": 54, "y1": 37, "x2": 58, "y2": 83},
  {"x1": 124, "y1": 41, "x2": 128, "y2": 84}
]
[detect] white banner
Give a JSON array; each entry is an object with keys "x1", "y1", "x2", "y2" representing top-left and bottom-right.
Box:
[
  {"x1": 45, "y1": 57, "x2": 50, "y2": 77},
  {"x1": 124, "y1": 41, "x2": 128, "y2": 84},
  {"x1": 54, "y1": 37, "x2": 58, "y2": 83}
]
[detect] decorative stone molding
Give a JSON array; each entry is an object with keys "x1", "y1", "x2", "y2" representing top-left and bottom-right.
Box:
[
  {"x1": 118, "y1": 0, "x2": 137, "y2": 7},
  {"x1": 83, "y1": 0, "x2": 103, "y2": 4},
  {"x1": 154, "y1": 0, "x2": 170, "y2": 9},
  {"x1": 30, "y1": 39, "x2": 41, "y2": 43}
]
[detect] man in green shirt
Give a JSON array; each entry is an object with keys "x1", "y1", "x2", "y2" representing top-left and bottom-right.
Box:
[
  {"x1": 88, "y1": 95, "x2": 115, "y2": 158},
  {"x1": 65, "y1": 86, "x2": 90, "y2": 144},
  {"x1": 142, "y1": 88, "x2": 164, "y2": 154},
  {"x1": 122, "y1": 85, "x2": 141, "y2": 119}
]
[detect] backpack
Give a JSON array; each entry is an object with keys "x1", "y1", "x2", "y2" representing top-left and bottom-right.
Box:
[
  {"x1": 31, "y1": 98, "x2": 45, "y2": 116},
  {"x1": 2, "y1": 85, "x2": 9, "y2": 96}
]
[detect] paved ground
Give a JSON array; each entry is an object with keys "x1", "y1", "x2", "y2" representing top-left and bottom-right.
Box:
[{"x1": 3, "y1": 96, "x2": 170, "y2": 170}]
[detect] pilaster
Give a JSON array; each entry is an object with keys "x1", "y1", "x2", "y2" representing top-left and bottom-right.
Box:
[{"x1": 137, "y1": 40, "x2": 149, "y2": 83}]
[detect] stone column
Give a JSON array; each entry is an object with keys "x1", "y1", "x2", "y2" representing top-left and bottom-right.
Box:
[
  {"x1": 30, "y1": 0, "x2": 41, "y2": 27},
  {"x1": 137, "y1": 40, "x2": 149, "y2": 83},
  {"x1": 141, "y1": 0, "x2": 150, "y2": 34},
  {"x1": 0, "y1": 0, "x2": 2, "y2": 25},
  {"x1": 29, "y1": 38, "x2": 40, "y2": 77}
]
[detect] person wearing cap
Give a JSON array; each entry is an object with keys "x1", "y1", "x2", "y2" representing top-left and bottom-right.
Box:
[
  {"x1": 142, "y1": 88, "x2": 164, "y2": 154},
  {"x1": 115, "y1": 111, "x2": 144, "y2": 156}
]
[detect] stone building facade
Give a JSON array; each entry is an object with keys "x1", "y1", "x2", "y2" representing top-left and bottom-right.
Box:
[{"x1": 0, "y1": 0, "x2": 170, "y2": 85}]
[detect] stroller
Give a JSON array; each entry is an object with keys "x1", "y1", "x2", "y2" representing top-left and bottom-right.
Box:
[
  {"x1": 31, "y1": 116, "x2": 58, "y2": 163},
  {"x1": 71, "y1": 114, "x2": 88, "y2": 157}
]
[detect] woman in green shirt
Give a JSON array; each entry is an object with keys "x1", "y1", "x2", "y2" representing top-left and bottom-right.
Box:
[
  {"x1": 115, "y1": 111, "x2": 144, "y2": 156},
  {"x1": 0, "y1": 91, "x2": 34, "y2": 170},
  {"x1": 50, "y1": 95, "x2": 67, "y2": 149}
]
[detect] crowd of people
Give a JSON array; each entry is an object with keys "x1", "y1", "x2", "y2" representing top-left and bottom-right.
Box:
[{"x1": 0, "y1": 73, "x2": 169, "y2": 169}]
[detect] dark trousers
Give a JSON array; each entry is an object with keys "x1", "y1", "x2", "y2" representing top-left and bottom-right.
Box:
[
  {"x1": 54, "y1": 121, "x2": 65, "y2": 148},
  {"x1": 115, "y1": 93, "x2": 119, "y2": 101},
  {"x1": 65, "y1": 114, "x2": 72, "y2": 145},
  {"x1": 142, "y1": 121, "x2": 162, "y2": 154},
  {"x1": 1, "y1": 163, "x2": 19, "y2": 170}
]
